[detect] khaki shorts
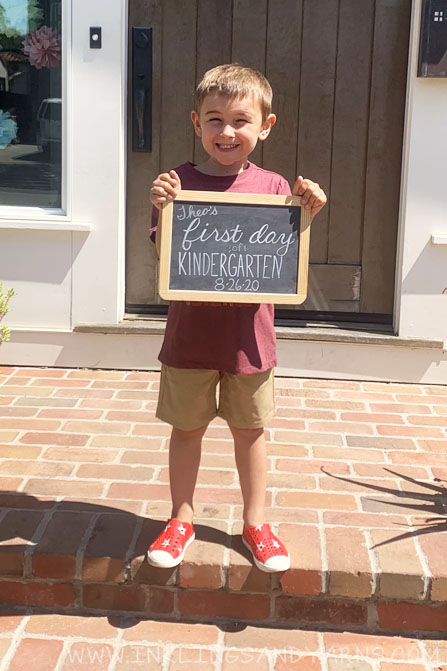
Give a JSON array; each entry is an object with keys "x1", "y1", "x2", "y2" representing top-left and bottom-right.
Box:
[{"x1": 156, "y1": 364, "x2": 275, "y2": 431}]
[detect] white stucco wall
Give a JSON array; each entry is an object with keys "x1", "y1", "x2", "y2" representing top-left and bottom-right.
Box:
[
  {"x1": 0, "y1": 229, "x2": 72, "y2": 328},
  {"x1": 395, "y1": 0, "x2": 447, "y2": 342},
  {"x1": 0, "y1": 0, "x2": 127, "y2": 329}
]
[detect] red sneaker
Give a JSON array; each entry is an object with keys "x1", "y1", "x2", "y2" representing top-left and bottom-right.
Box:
[
  {"x1": 242, "y1": 523, "x2": 290, "y2": 573},
  {"x1": 147, "y1": 518, "x2": 195, "y2": 568}
]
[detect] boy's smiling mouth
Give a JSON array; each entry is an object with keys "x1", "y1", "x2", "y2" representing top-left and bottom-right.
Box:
[{"x1": 216, "y1": 143, "x2": 239, "y2": 150}]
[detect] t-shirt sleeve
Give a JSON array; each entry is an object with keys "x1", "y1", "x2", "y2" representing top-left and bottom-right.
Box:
[{"x1": 276, "y1": 175, "x2": 292, "y2": 196}]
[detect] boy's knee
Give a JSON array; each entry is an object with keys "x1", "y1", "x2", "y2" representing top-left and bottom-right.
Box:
[
  {"x1": 229, "y1": 425, "x2": 264, "y2": 442},
  {"x1": 172, "y1": 424, "x2": 208, "y2": 443}
]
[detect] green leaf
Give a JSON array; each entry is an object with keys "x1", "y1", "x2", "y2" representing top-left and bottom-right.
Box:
[{"x1": 0, "y1": 282, "x2": 15, "y2": 343}]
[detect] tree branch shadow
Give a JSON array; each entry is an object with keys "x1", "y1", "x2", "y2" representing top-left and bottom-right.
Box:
[{"x1": 321, "y1": 466, "x2": 447, "y2": 548}]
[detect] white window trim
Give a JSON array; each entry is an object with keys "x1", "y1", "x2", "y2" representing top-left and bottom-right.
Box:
[
  {"x1": 0, "y1": 0, "x2": 80, "y2": 230},
  {"x1": 0, "y1": 219, "x2": 91, "y2": 231}
]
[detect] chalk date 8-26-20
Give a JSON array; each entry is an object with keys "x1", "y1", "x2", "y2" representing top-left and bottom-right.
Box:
[{"x1": 214, "y1": 277, "x2": 260, "y2": 292}]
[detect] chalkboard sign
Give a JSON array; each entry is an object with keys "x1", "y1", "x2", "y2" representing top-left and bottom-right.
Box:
[{"x1": 158, "y1": 190, "x2": 311, "y2": 304}]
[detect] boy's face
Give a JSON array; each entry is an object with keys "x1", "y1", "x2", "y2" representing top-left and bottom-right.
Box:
[{"x1": 191, "y1": 92, "x2": 276, "y2": 174}]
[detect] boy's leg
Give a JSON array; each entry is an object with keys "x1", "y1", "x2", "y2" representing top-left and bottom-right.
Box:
[
  {"x1": 156, "y1": 364, "x2": 220, "y2": 523},
  {"x1": 229, "y1": 422, "x2": 289, "y2": 572},
  {"x1": 220, "y1": 370, "x2": 290, "y2": 572},
  {"x1": 169, "y1": 424, "x2": 208, "y2": 524},
  {"x1": 147, "y1": 365, "x2": 218, "y2": 568},
  {"x1": 219, "y1": 369, "x2": 273, "y2": 527},
  {"x1": 147, "y1": 424, "x2": 207, "y2": 568},
  {"x1": 229, "y1": 425, "x2": 266, "y2": 528}
]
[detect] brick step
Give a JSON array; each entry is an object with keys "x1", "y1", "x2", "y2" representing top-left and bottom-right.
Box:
[
  {"x1": 1, "y1": 366, "x2": 447, "y2": 635},
  {"x1": 1, "y1": 504, "x2": 447, "y2": 635}
]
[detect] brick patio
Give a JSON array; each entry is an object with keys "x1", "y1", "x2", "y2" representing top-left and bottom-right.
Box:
[
  {"x1": 0, "y1": 609, "x2": 446, "y2": 671},
  {"x1": 0, "y1": 366, "x2": 447, "y2": 634}
]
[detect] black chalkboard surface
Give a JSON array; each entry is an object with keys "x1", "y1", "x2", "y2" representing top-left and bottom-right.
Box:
[{"x1": 158, "y1": 190, "x2": 311, "y2": 304}]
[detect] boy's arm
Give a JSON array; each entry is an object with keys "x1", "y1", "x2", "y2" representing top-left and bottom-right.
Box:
[
  {"x1": 292, "y1": 176, "x2": 327, "y2": 221},
  {"x1": 150, "y1": 170, "x2": 181, "y2": 257}
]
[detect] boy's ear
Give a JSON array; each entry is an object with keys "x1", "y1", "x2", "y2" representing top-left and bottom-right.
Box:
[
  {"x1": 191, "y1": 110, "x2": 202, "y2": 137},
  {"x1": 258, "y1": 113, "x2": 276, "y2": 141}
]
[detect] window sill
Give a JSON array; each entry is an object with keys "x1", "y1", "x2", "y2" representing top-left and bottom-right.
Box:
[
  {"x1": 431, "y1": 234, "x2": 447, "y2": 245},
  {"x1": 0, "y1": 220, "x2": 92, "y2": 232}
]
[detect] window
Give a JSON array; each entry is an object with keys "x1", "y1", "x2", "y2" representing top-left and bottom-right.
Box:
[{"x1": 0, "y1": 0, "x2": 62, "y2": 209}]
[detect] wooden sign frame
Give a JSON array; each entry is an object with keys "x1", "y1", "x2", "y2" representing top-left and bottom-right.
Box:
[{"x1": 158, "y1": 190, "x2": 311, "y2": 304}]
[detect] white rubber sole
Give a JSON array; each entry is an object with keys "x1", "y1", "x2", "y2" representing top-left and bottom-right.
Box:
[
  {"x1": 242, "y1": 536, "x2": 290, "y2": 573},
  {"x1": 146, "y1": 532, "x2": 195, "y2": 568}
]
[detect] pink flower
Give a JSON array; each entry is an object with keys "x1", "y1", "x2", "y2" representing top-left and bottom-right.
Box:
[{"x1": 23, "y1": 26, "x2": 61, "y2": 70}]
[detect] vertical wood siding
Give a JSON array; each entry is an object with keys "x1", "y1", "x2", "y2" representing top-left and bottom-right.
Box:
[{"x1": 126, "y1": 0, "x2": 411, "y2": 315}]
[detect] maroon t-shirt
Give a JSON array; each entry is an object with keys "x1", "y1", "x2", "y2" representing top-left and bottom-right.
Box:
[{"x1": 152, "y1": 161, "x2": 291, "y2": 375}]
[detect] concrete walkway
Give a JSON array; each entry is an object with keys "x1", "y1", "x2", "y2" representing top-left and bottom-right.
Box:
[{"x1": 0, "y1": 366, "x2": 446, "y2": 638}]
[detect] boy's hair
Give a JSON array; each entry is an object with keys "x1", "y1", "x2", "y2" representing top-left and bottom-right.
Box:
[{"x1": 194, "y1": 64, "x2": 273, "y2": 121}]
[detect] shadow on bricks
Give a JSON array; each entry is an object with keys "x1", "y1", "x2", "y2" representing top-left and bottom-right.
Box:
[
  {"x1": 321, "y1": 466, "x2": 447, "y2": 545},
  {"x1": 0, "y1": 491, "x2": 280, "y2": 627},
  {"x1": 3, "y1": 486, "x2": 447, "y2": 633},
  {"x1": 0, "y1": 491, "x2": 250, "y2": 586}
]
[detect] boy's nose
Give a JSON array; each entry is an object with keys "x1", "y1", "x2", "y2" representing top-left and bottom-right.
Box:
[{"x1": 220, "y1": 124, "x2": 235, "y2": 138}]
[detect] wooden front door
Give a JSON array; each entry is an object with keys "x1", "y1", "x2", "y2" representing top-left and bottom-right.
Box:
[{"x1": 126, "y1": 0, "x2": 411, "y2": 317}]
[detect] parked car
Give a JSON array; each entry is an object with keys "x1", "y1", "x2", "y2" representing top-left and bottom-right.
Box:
[{"x1": 36, "y1": 98, "x2": 62, "y2": 155}]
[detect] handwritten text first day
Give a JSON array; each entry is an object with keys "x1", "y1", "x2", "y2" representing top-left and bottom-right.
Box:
[
  {"x1": 175, "y1": 204, "x2": 296, "y2": 284},
  {"x1": 177, "y1": 204, "x2": 295, "y2": 257}
]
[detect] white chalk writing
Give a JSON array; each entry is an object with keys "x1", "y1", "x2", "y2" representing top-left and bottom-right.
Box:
[{"x1": 172, "y1": 203, "x2": 298, "y2": 292}]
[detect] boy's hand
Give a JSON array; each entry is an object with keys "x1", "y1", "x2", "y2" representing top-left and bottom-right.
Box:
[
  {"x1": 292, "y1": 176, "x2": 327, "y2": 220},
  {"x1": 150, "y1": 170, "x2": 181, "y2": 209}
]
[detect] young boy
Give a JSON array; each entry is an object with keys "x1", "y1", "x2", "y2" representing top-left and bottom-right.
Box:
[{"x1": 147, "y1": 64, "x2": 326, "y2": 573}]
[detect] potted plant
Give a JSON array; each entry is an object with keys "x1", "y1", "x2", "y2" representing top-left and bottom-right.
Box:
[{"x1": 0, "y1": 282, "x2": 15, "y2": 344}]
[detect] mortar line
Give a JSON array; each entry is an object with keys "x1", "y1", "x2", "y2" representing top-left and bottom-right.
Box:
[
  {"x1": 2, "y1": 627, "x2": 125, "y2": 646},
  {"x1": 364, "y1": 527, "x2": 381, "y2": 598},
  {"x1": 54, "y1": 638, "x2": 86, "y2": 671},
  {"x1": 0, "y1": 367, "x2": 18, "y2": 385},
  {"x1": 75, "y1": 512, "x2": 100, "y2": 582},
  {"x1": 222, "y1": 501, "x2": 235, "y2": 590},
  {"x1": 23, "y1": 507, "x2": 56, "y2": 578},
  {"x1": 419, "y1": 637, "x2": 438, "y2": 670},
  {"x1": 105, "y1": 624, "x2": 126, "y2": 671},
  {"x1": 122, "y1": 513, "x2": 145, "y2": 585},
  {"x1": 214, "y1": 627, "x2": 225, "y2": 671},
  {"x1": 410, "y1": 521, "x2": 433, "y2": 600},
  {"x1": 317, "y1": 630, "x2": 329, "y2": 671},
  {"x1": 112, "y1": 448, "x2": 126, "y2": 465},
  {"x1": 0, "y1": 611, "x2": 31, "y2": 671},
  {"x1": 317, "y1": 509, "x2": 329, "y2": 593}
]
